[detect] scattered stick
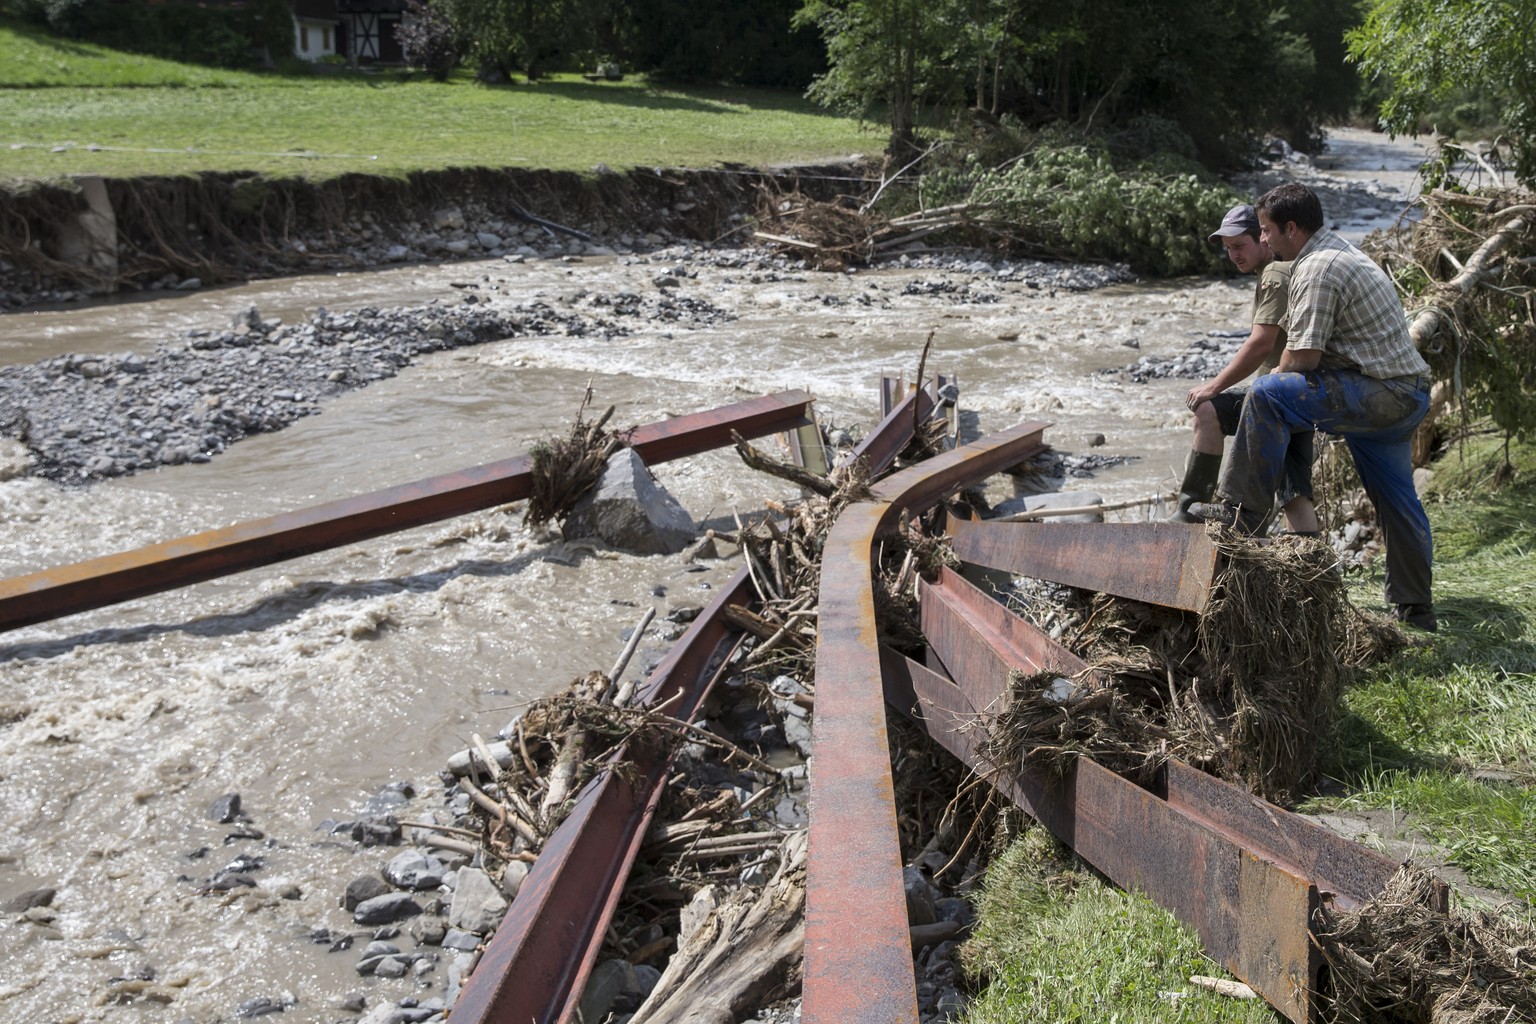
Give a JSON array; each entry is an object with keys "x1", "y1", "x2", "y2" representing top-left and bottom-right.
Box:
[{"x1": 1189, "y1": 976, "x2": 1257, "y2": 999}]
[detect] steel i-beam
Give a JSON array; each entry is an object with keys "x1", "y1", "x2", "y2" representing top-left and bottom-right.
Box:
[{"x1": 0, "y1": 391, "x2": 814, "y2": 633}]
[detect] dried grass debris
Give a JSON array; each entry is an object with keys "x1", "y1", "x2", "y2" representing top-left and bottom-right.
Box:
[
  {"x1": 1316, "y1": 865, "x2": 1536, "y2": 1024},
  {"x1": 994, "y1": 532, "x2": 1407, "y2": 804}
]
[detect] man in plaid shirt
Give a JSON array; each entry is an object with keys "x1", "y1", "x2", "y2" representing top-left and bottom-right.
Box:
[{"x1": 1192, "y1": 183, "x2": 1436, "y2": 631}]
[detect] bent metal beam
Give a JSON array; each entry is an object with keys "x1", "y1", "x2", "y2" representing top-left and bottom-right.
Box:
[
  {"x1": 803, "y1": 418, "x2": 1049, "y2": 1024},
  {"x1": 0, "y1": 390, "x2": 814, "y2": 634}
]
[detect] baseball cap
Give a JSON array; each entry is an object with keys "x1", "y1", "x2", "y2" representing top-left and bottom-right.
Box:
[{"x1": 1208, "y1": 204, "x2": 1260, "y2": 245}]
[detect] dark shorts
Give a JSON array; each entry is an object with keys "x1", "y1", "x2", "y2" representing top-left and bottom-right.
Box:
[{"x1": 1211, "y1": 386, "x2": 1315, "y2": 506}]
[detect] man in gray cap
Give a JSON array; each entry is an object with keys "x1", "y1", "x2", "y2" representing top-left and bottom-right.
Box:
[{"x1": 1167, "y1": 204, "x2": 1318, "y2": 534}]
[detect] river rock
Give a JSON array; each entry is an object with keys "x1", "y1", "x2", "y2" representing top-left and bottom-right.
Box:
[
  {"x1": 354, "y1": 891, "x2": 422, "y2": 925},
  {"x1": 562, "y1": 448, "x2": 695, "y2": 555},
  {"x1": 384, "y1": 850, "x2": 445, "y2": 891},
  {"x1": 344, "y1": 874, "x2": 390, "y2": 911},
  {"x1": 431, "y1": 207, "x2": 465, "y2": 230},
  {"x1": 476, "y1": 232, "x2": 502, "y2": 249},
  {"x1": 904, "y1": 866, "x2": 937, "y2": 926},
  {"x1": 498, "y1": 860, "x2": 529, "y2": 900},
  {"x1": 448, "y1": 867, "x2": 508, "y2": 934},
  {"x1": 1, "y1": 887, "x2": 55, "y2": 913},
  {"x1": 207, "y1": 793, "x2": 244, "y2": 823}
]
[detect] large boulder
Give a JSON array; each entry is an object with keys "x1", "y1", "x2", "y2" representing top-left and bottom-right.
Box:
[{"x1": 562, "y1": 448, "x2": 695, "y2": 555}]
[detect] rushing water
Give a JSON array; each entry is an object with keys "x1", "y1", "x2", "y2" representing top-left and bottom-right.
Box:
[{"x1": 0, "y1": 130, "x2": 1427, "y2": 1023}]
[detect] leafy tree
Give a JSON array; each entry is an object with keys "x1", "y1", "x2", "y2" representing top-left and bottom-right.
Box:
[
  {"x1": 450, "y1": 0, "x2": 600, "y2": 80},
  {"x1": 1347, "y1": 0, "x2": 1536, "y2": 186},
  {"x1": 604, "y1": 0, "x2": 824, "y2": 88},
  {"x1": 794, "y1": 0, "x2": 952, "y2": 155},
  {"x1": 396, "y1": 0, "x2": 461, "y2": 80}
]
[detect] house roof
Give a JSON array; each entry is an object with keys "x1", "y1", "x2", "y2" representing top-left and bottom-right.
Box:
[{"x1": 292, "y1": 0, "x2": 337, "y2": 18}]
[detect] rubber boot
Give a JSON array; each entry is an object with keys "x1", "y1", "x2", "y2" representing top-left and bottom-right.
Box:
[{"x1": 1166, "y1": 450, "x2": 1222, "y2": 523}]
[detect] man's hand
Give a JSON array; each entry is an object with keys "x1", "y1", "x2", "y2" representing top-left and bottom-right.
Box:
[{"x1": 1186, "y1": 382, "x2": 1221, "y2": 411}]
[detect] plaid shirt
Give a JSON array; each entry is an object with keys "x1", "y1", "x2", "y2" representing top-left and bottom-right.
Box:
[{"x1": 1285, "y1": 228, "x2": 1429, "y2": 379}]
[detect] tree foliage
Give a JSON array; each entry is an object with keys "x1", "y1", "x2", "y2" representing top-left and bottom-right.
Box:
[
  {"x1": 396, "y1": 0, "x2": 462, "y2": 81},
  {"x1": 449, "y1": 0, "x2": 601, "y2": 80},
  {"x1": 796, "y1": 0, "x2": 1362, "y2": 166},
  {"x1": 1347, "y1": 0, "x2": 1536, "y2": 186},
  {"x1": 918, "y1": 130, "x2": 1241, "y2": 275},
  {"x1": 604, "y1": 0, "x2": 823, "y2": 87}
]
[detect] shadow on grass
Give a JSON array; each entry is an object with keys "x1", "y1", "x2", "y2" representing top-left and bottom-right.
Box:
[{"x1": 1323, "y1": 707, "x2": 1451, "y2": 784}]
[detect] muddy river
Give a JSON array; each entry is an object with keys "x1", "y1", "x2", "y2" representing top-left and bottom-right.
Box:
[{"x1": 0, "y1": 129, "x2": 1429, "y2": 1023}]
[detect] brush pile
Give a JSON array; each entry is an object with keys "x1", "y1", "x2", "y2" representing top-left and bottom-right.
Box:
[
  {"x1": 1315, "y1": 865, "x2": 1536, "y2": 1024},
  {"x1": 524, "y1": 395, "x2": 632, "y2": 530},
  {"x1": 986, "y1": 531, "x2": 1407, "y2": 804}
]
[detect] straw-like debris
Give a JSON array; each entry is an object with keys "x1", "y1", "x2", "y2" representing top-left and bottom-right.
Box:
[
  {"x1": 990, "y1": 531, "x2": 1405, "y2": 804},
  {"x1": 1315, "y1": 865, "x2": 1536, "y2": 1024},
  {"x1": 525, "y1": 392, "x2": 632, "y2": 530}
]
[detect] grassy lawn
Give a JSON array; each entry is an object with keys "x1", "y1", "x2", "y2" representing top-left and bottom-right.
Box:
[
  {"x1": 1310, "y1": 431, "x2": 1536, "y2": 904},
  {"x1": 0, "y1": 17, "x2": 880, "y2": 181},
  {"x1": 961, "y1": 430, "x2": 1536, "y2": 1021}
]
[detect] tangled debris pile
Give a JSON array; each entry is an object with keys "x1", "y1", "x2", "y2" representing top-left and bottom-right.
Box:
[
  {"x1": 1316, "y1": 865, "x2": 1536, "y2": 1024},
  {"x1": 989, "y1": 532, "x2": 1406, "y2": 804}
]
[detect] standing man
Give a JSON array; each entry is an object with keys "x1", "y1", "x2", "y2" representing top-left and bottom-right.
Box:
[
  {"x1": 1191, "y1": 183, "x2": 1436, "y2": 631},
  {"x1": 1168, "y1": 203, "x2": 1319, "y2": 535}
]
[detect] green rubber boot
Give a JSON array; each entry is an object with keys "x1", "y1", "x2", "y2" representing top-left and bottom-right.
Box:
[{"x1": 1166, "y1": 450, "x2": 1223, "y2": 524}]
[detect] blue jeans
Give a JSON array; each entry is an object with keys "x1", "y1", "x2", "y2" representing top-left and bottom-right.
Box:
[{"x1": 1216, "y1": 369, "x2": 1433, "y2": 606}]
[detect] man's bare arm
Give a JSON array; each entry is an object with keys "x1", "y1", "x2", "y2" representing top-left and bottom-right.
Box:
[
  {"x1": 1278, "y1": 347, "x2": 1322, "y2": 373},
  {"x1": 1186, "y1": 324, "x2": 1283, "y2": 410}
]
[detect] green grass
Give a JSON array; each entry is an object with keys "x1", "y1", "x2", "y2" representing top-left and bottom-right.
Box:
[
  {"x1": 1302, "y1": 430, "x2": 1536, "y2": 902},
  {"x1": 0, "y1": 18, "x2": 879, "y2": 180},
  {"x1": 959, "y1": 829, "x2": 1277, "y2": 1024}
]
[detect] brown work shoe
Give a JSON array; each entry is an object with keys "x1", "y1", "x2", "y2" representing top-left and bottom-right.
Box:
[
  {"x1": 1187, "y1": 502, "x2": 1267, "y2": 536},
  {"x1": 1393, "y1": 603, "x2": 1437, "y2": 632}
]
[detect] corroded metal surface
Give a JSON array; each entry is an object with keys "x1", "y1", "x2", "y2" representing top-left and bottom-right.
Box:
[
  {"x1": 803, "y1": 419, "x2": 1049, "y2": 1024},
  {"x1": 451, "y1": 569, "x2": 753, "y2": 1024},
  {"x1": 947, "y1": 519, "x2": 1220, "y2": 613},
  {"x1": 848, "y1": 385, "x2": 935, "y2": 477},
  {"x1": 0, "y1": 391, "x2": 813, "y2": 633},
  {"x1": 919, "y1": 565, "x2": 1092, "y2": 714},
  {"x1": 889, "y1": 575, "x2": 1421, "y2": 1023}
]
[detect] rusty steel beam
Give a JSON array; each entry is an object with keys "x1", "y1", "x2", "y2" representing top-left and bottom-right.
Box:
[
  {"x1": 451, "y1": 569, "x2": 753, "y2": 1024},
  {"x1": 848, "y1": 385, "x2": 935, "y2": 478},
  {"x1": 0, "y1": 391, "x2": 814, "y2": 634},
  {"x1": 947, "y1": 519, "x2": 1220, "y2": 614},
  {"x1": 900, "y1": 570, "x2": 1413, "y2": 1022},
  {"x1": 919, "y1": 564, "x2": 1092, "y2": 714},
  {"x1": 804, "y1": 419, "x2": 1049, "y2": 1024}
]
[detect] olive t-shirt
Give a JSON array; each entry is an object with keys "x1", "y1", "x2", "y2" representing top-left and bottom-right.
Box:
[{"x1": 1252, "y1": 259, "x2": 1291, "y2": 372}]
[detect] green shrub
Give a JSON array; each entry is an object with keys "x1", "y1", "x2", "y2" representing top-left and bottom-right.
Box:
[{"x1": 919, "y1": 137, "x2": 1240, "y2": 276}]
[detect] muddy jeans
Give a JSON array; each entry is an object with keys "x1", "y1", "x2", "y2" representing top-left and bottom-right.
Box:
[
  {"x1": 1216, "y1": 368, "x2": 1433, "y2": 606},
  {"x1": 1210, "y1": 386, "x2": 1315, "y2": 508}
]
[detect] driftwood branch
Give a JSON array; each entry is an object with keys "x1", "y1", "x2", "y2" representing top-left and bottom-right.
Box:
[
  {"x1": 1409, "y1": 209, "x2": 1535, "y2": 350},
  {"x1": 731, "y1": 430, "x2": 837, "y2": 497}
]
